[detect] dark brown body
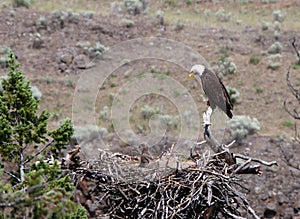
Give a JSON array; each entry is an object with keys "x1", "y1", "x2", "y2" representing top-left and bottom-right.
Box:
[{"x1": 200, "y1": 68, "x2": 233, "y2": 118}]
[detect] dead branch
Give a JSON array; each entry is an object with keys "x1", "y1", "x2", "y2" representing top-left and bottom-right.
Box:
[
  {"x1": 284, "y1": 38, "x2": 300, "y2": 142},
  {"x1": 233, "y1": 154, "x2": 277, "y2": 167},
  {"x1": 291, "y1": 37, "x2": 300, "y2": 64},
  {"x1": 278, "y1": 143, "x2": 300, "y2": 172},
  {"x1": 284, "y1": 38, "x2": 300, "y2": 120},
  {"x1": 202, "y1": 107, "x2": 236, "y2": 165},
  {"x1": 284, "y1": 68, "x2": 300, "y2": 120},
  {"x1": 286, "y1": 67, "x2": 300, "y2": 102}
]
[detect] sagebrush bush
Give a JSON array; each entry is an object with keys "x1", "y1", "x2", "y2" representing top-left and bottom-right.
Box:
[
  {"x1": 268, "y1": 41, "x2": 282, "y2": 54},
  {"x1": 274, "y1": 30, "x2": 280, "y2": 40},
  {"x1": 214, "y1": 57, "x2": 237, "y2": 77},
  {"x1": 203, "y1": 9, "x2": 211, "y2": 18},
  {"x1": 0, "y1": 48, "x2": 10, "y2": 68},
  {"x1": 94, "y1": 41, "x2": 107, "y2": 53},
  {"x1": 273, "y1": 21, "x2": 281, "y2": 31},
  {"x1": 272, "y1": 10, "x2": 285, "y2": 23},
  {"x1": 267, "y1": 54, "x2": 281, "y2": 70},
  {"x1": 156, "y1": 9, "x2": 164, "y2": 25},
  {"x1": 0, "y1": 76, "x2": 8, "y2": 92},
  {"x1": 261, "y1": 21, "x2": 270, "y2": 31},
  {"x1": 158, "y1": 114, "x2": 180, "y2": 129},
  {"x1": 31, "y1": 85, "x2": 42, "y2": 99},
  {"x1": 141, "y1": 105, "x2": 161, "y2": 119},
  {"x1": 13, "y1": 0, "x2": 31, "y2": 8},
  {"x1": 228, "y1": 115, "x2": 260, "y2": 139},
  {"x1": 215, "y1": 8, "x2": 232, "y2": 22},
  {"x1": 37, "y1": 15, "x2": 47, "y2": 26},
  {"x1": 124, "y1": 0, "x2": 144, "y2": 15},
  {"x1": 226, "y1": 86, "x2": 241, "y2": 104},
  {"x1": 249, "y1": 55, "x2": 261, "y2": 65},
  {"x1": 87, "y1": 41, "x2": 107, "y2": 59},
  {"x1": 100, "y1": 105, "x2": 110, "y2": 120},
  {"x1": 175, "y1": 20, "x2": 184, "y2": 31}
]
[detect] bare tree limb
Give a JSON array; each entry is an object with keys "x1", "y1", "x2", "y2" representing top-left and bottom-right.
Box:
[
  {"x1": 284, "y1": 38, "x2": 300, "y2": 142},
  {"x1": 295, "y1": 123, "x2": 300, "y2": 143},
  {"x1": 24, "y1": 139, "x2": 55, "y2": 164},
  {"x1": 283, "y1": 99, "x2": 300, "y2": 120},
  {"x1": 291, "y1": 37, "x2": 300, "y2": 64},
  {"x1": 247, "y1": 206, "x2": 260, "y2": 219},
  {"x1": 234, "y1": 154, "x2": 277, "y2": 167},
  {"x1": 3, "y1": 170, "x2": 21, "y2": 183},
  {"x1": 285, "y1": 67, "x2": 300, "y2": 101}
]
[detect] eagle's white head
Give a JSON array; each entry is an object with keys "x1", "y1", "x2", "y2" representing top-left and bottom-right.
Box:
[{"x1": 189, "y1": 64, "x2": 206, "y2": 78}]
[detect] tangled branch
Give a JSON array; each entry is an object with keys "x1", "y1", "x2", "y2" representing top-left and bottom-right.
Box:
[
  {"x1": 284, "y1": 38, "x2": 300, "y2": 142},
  {"x1": 72, "y1": 154, "x2": 262, "y2": 219}
]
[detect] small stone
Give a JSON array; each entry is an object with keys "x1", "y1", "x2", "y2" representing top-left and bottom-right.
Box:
[
  {"x1": 264, "y1": 203, "x2": 277, "y2": 218},
  {"x1": 72, "y1": 54, "x2": 89, "y2": 69},
  {"x1": 58, "y1": 63, "x2": 68, "y2": 72},
  {"x1": 32, "y1": 33, "x2": 44, "y2": 49},
  {"x1": 294, "y1": 197, "x2": 300, "y2": 212},
  {"x1": 254, "y1": 186, "x2": 262, "y2": 194},
  {"x1": 283, "y1": 207, "x2": 294, "y2": 218},
  {"x1": 56, "y1": 49, "x2": 74, "y2": 65},
  {"x1": 76, "y1": 41, "x2": 91, "y2": 48},
  {"x1": 121, "y1": 18, "x2": 134, "y2": 28},
  {"x1": 278, "y1": 194, "x2": 288, "y2": 205}
]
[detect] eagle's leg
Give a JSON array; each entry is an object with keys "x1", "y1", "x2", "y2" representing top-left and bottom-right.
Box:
[
  {"x1": 203, "y1": 106, "x2": 213, "y2": 139},
  {"x1": 204, "y1": 124, "x2": 210, "y2": 139}
]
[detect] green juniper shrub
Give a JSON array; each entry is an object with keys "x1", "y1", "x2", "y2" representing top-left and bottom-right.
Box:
[{"x1": 0, "y1": 51, "x2": 87, "y2": 218}]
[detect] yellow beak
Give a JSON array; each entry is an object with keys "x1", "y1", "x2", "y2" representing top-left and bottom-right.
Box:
[{"x1": 189, "y1": 73, "x2": 194, "y2": 78}]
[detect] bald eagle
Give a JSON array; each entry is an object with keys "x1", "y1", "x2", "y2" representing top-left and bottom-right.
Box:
[{"x1": 189, "y1": 64, "x2": 233, "y2": 119}]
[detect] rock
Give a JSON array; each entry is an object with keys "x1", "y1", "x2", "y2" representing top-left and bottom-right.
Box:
[
  {"x1": 76, "y1": 41, "x2": 91, "y2": 49},
  {"x1": 294, "y1": 197, "x2": 300, "y2": 213},
  {"x1": 278, "y1": 193, "x2": 288, "y2": 205},
  {"x1": 72, "y1": 54, "x2": 89, "y2": 69},
  {"x1": 56, "y1": 49, "x2": 74, "y2": 65},
  {"x1": 58, "y1": 63, "x2": 68, "y2": 72},
  {"x1": 31, "y1": 33, "x2": 44, "y2": 49},
  {"x1": 264, "y1": 203, "x2": 277, "y2": 218},
  {"x1": 121, "y1": 18, "x2": 134, "y2": 28},
  {"x1": 283, "y1": 207, "x2": 294, "y2": 218}
]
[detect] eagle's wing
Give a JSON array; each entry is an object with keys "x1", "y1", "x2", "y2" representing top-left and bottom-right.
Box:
[
  {"x1": 218, "y1": 77, "x2": 233, "y2": 118},
  {"x1": 219, "y1": 76, "x2": 233, "y2": 109},
  {"x1": 201, "y1": 69, "x2": 233, "y2": 118}
]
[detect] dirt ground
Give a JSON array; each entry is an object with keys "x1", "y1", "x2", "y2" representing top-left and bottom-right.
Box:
[{"x1": 0, "y1": 1, "x2": 300, "y2": 218}]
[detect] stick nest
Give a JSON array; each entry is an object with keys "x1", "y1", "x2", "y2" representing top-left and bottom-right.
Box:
[{"x1": 70, "y1": 148, "x2": 262, "y2": 219}]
